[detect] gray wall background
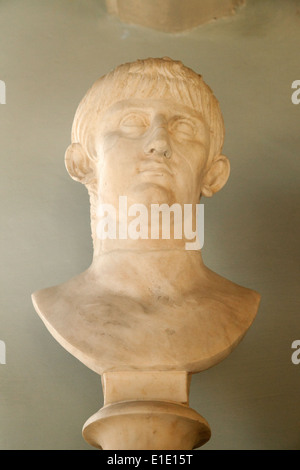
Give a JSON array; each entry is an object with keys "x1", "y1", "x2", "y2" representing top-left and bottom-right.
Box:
[{"x1": 0, "y1": 0, "x2": 299, "y2": 450}]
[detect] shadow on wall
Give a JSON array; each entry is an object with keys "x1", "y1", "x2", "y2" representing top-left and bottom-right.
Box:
[{"x1": 192, "y1": 183, "x2": 300, "y2": 449}]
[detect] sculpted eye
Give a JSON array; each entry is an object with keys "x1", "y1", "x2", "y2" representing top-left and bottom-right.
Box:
[
  {"x1": 170, "y1": 119, "x2": 196, "y2": 140},
  {"x1": 120, "y1": 113, "x2": 148, "y2": 135}
]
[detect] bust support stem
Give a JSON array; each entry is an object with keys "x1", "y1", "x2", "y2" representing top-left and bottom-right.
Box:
[{"x1": 82, "y1": 371, "x2": 211, "y2": 450}]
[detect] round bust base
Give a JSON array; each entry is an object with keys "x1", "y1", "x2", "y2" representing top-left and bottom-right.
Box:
[{"x1": 82, "y1": 400, "x2": 211, "y2": 450}]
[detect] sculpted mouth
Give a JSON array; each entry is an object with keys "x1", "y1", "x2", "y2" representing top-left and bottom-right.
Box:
[{"x1": 138, "y1": 162, "x2": 173, "y2": 176}]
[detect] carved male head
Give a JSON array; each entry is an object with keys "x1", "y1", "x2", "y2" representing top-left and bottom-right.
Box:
[{"x1": 65, "y1": 58, "x2": 230, "y2": 246}]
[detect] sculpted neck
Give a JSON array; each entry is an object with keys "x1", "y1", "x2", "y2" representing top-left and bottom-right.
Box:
[
  {"x1": 91, "y1": 195, "x2": 203, "y2": 256},
  {"x1": 88, "y1": 191, "x2": 205, "y2": 296},
  {"x1": 90, "y1": 248, "x2": 206, "y2": 298}
]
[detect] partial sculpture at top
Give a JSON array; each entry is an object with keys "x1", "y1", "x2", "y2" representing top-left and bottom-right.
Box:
[
  {"x1": 105, "y1": 0, "x2": 245, "y2": 32},
  {"x1": 32, "y1": 58, "x2": 260, "y2": 376}
]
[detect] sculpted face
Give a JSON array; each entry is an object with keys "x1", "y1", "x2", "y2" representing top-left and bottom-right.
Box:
[
  {"x1": 95, "y1": 98, "x2": 211, "y2": 208},
  {"x1": 65, "y1": 59, "x2": 231, "y2": 249}
]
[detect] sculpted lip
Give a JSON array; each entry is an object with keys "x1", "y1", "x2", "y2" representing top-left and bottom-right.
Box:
[{"x1": 138, "y1": 162, "x2": 173, "y2": 176}]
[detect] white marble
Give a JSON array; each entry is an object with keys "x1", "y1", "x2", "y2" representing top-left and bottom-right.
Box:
[{"x1": 32, "y1": 58, "x2": 260, "y2": 449}]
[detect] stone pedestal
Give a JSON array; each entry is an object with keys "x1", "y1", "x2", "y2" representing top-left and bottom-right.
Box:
[
  {"x1": 82, "y1": 371, "x2": 211, "y2": 450},
  {"x1": 105, "y1": 0, "x2": 245, "y2": 32}
]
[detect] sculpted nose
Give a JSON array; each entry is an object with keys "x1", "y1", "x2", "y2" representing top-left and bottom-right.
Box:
[{"x1": 143, "y1": 127, "x2": 172, "y2": 159}]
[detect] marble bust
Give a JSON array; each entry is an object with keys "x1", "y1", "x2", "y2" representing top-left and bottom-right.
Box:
[{"x1": 32, "y1": 57, "x2": 260, "y2": 377}]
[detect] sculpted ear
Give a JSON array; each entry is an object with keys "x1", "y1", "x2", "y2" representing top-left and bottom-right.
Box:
[
  {"x1": 65, "y1": 143, "x2": 96, "y2": 184},
  {"x1": 201, "y1": 155, "x2": 230, "y2": 198}
]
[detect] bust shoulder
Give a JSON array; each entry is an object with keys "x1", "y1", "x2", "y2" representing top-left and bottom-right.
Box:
[{"x1": 32, "y1": 265, "x2": 260, "y2": 375}]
